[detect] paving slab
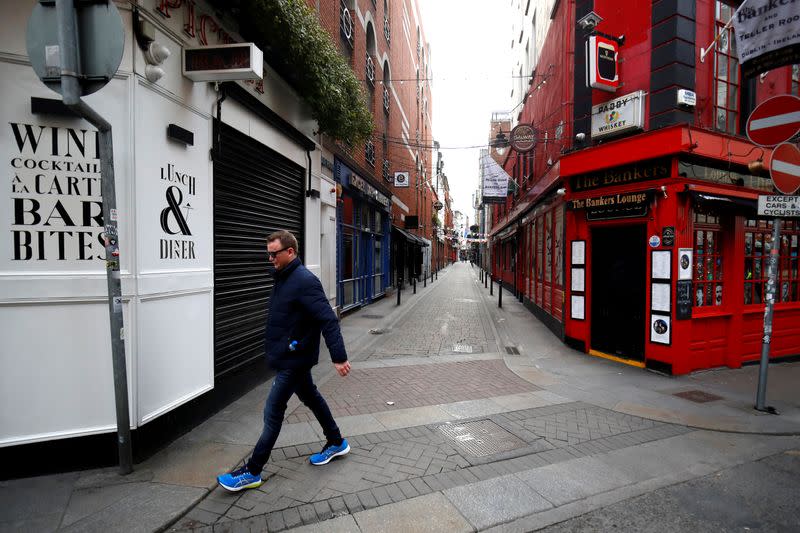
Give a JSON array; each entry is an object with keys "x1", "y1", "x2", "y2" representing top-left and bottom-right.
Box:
[
  {"x1": 514, "y1": 456, "x2": 633, "y2": 506},
  {"x1": 444, "y1": 473, "x2": 552, "y2": 530},
  {"x1": 354, "y1": 493, "x2": 472, "y2": 533},
  {"x1": 59, "y1": 482, "x2": 204, "y2": 533},
  {"x1": 439, "y1": 398, "x2": 507, "y2": 419},
  {"x1": 141, "y1": 438, "x2": 252, "y2": 488},
  {"x1": 372, "y1": 405, "x2": 455, "y2": 430}
]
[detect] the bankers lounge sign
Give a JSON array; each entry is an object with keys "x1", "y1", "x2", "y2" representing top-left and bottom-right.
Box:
[
  {"x1": 570, "y1": 191, "x2": 652, "y2": 221},
  {"x1": 591, "y1": 90, "x2": 645, "y2": 139},
  {"x1": 571, "y1": 158, "x2": 670, "y2": 192},
  {"x1": 349, "y1": 173, "x2": 391, "y2": 208}
]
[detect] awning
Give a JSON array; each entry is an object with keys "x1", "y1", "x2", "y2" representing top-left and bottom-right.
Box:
[
  {"x1": 392, "y1": 225, "x2": 429, "y2": 247},
  {"x1": 689, "y1": 191, "x2": 758, "y2": 216}
]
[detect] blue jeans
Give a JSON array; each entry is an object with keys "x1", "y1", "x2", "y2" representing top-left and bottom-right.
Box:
[{"x1": 247, "y1": 367, "x2": 342, "y2": 474}]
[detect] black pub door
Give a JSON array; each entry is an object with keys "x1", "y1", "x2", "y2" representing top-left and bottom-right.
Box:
[{"x1": 590, "y1": 225, "x2": 646, "y2": 360}]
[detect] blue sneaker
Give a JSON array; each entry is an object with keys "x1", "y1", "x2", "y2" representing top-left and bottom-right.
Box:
[
  {"x1": 217, "y1": 465, "x2": 263, "y2": 492},
  {"x1": 310, "y1": 439, "x2": 350, "y2": 465}
]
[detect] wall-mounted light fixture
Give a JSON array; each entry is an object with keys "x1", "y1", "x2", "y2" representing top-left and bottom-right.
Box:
[{"x1": 134, "y1": 9, "x2": 170, "y2": 83}]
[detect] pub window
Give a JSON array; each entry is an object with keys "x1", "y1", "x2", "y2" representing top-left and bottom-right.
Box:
[
  {"x1": 554, "y1": 206, "x2": 564, "y2": 286},
  {"x1": 745, "y1": 219, "x2": 800, "y2": 304},
  {"x1": 792, "y1": 64, "x2": 800, "y2": 96},
  {"x1": 536, "y1": 214, "x2": 544, "y2": 282},
  {"x1": 713, "y1": 1, "x2": 740, "y2": 134},
  {"x1": 693, "y1": 211, "x2": 723, "y2": 307},
  {"x1": 544, "y1": 210, "x2": 552, "y2": 282}
]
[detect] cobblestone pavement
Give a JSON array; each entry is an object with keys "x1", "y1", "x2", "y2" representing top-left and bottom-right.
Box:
[{"x1": 364, "y1": 274, "x2": 497, "y2": 359}]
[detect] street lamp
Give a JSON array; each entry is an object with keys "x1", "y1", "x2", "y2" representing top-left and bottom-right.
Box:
[{"x1": 491, "y1": 131, "x2": 509, "y2": 156}]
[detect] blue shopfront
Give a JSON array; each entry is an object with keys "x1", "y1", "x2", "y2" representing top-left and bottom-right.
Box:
[{"x1": 335, "y1": 159, "x2": 392, "y2": 311}]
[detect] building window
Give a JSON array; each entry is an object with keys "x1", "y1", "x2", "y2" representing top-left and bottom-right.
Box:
[
  {"x1": 792, "y1": 64, "x2": 799, "y2": 95},
  {"x1": 694, "y1": 211, "x2": 723, "y2": 307},
  {"x1": 365, "y1": 53, "x2": 375, "y2": 86},
  {"x1": 340, "y1": 0, "x2": 355, "y2": 51},
  {"x1": 365, "y1": 140, "x2": 376, "y2": 166},
  {"x1": 714, "y1": 1, "x2": 739, "y2": 134},
  {"x1": 745, "y1": 219, "x2": 800, "y2": 304}
]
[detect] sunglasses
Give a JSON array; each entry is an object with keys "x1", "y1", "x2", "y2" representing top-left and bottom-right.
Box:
[{"x1": 267, "y1": 247, "x2": 290, "y2": 259}]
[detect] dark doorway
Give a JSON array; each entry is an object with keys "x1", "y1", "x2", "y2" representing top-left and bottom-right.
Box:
[{"x1": 590, "y1": 225, "x2": 646, "y2": 360}]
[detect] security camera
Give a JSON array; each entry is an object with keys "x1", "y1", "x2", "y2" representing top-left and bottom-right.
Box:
[
  {"x1": 556, "y1": 188, "x2": 567, "y2": 196},
  {"x1": 575, "y1": 132, "x2": 586, "y2": 142},
  {"x1": 577, "y1": 11, "x2": 603, "y2": 30}
]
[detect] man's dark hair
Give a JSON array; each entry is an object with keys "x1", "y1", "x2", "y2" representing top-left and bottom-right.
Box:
[{"x1": 267, "y1": 230, "x2": 298, "y2": 253}]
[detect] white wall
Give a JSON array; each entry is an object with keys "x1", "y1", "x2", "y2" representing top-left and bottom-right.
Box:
[{"x1": 0, "y1": 0, "x2": 324, "y2": 446}]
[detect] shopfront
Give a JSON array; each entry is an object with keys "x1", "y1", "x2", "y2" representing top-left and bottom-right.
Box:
[
  {"x1": 335, "y1": 159, "x2": 391, "y2": 311},
  {"x1": 561, "y1": 125, "x2": 800, "y2": 375},
  {"x1": 0, "y1": 0, "x2": 325, "y2": 452}
]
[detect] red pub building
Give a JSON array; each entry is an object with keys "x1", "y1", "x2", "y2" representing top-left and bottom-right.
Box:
[{"x1": 489, "y1": 0, "x2": 799, "y2": 375}]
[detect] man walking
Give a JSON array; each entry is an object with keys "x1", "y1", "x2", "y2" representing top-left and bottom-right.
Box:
[{"x1": 217, "y1": 230, "x2": 352, "y2": 492}]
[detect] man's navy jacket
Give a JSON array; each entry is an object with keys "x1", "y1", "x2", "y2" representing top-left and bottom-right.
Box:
[{"x1": 264, "y1": 257, "x2": 348, "y2": 369}]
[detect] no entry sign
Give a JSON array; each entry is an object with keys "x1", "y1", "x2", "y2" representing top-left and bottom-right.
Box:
[
  {"x1": 770, "y1": 142, "x2": 800, "y2": 195},
  {"x1": 746, "y1": 94, "x2": 800, "y2": 147}
]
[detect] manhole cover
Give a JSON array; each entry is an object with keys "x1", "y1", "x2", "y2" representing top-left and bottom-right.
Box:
[
  {"x1": 673, "y1": 390, "x2": 724, "y2": 403},
  {"x1": 362, "y1": 314, "x2": 383, "y2": 319},
  {"x1": 438, "y1": 419, "x2": 526, "y2": 457},
  {"x1": 505, "y1": 346, "x2": 520, "y2": 355},
  {"x1": 453, "y1": 344, "x2": 473, "y2": 353}
]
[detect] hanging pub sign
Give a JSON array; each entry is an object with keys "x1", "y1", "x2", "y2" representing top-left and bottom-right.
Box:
[
  {"x1": 570, "y1": 191, "x2": 652, "y2": 221},
  {"x1": 591, "y1": 90, "x2": 645, "y2": 139},
  {"x1": 480, "y1": 152, "x2": 511, "y2": 204},
  {"x1": 183, "y1": 43, "x2": 263, "y2": 82},
  {"x1": 586, "y1": 35, "x2": 619, "y2": 92},
  {"x1": 732, "y1": 0, "x2": 800, "y2": 78},
  {"x1": 394, "y1": 171, "x2": 410, "y2": 187},
  {"x1": 509, "y1": 124, "x2": 537, "y2": 153}
]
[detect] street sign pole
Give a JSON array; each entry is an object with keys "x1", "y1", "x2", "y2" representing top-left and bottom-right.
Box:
[
  {"x1": 54, "y1": 0, "x2": 132, "y2": 473},
  {"x1": 755, "y1": 218, "x2": 781, "y2": 414}
]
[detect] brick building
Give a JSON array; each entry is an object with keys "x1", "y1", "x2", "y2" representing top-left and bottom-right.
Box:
[
  {"x1": 313, "y1": 0, "x2": 438, "y2": 309},
  {"x1": 486, "y1": 0, "x2": 800, "y2": 374}
]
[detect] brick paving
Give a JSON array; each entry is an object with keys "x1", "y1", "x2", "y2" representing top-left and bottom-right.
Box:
[
  {"x1": 173, "y1": 402, "x2": 689, "y2": 531},
  {"x1": 286, "y1": 359, "x2": 536, "y2": 423}
]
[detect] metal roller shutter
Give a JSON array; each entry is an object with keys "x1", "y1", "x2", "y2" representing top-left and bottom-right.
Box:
[{"x1": 213, "y1": 120, "x2": 305, "y2": 377}]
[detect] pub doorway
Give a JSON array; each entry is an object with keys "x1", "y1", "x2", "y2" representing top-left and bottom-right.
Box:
[{"x1": 590, "y1": 225, "x2": 646, "y2": 361}]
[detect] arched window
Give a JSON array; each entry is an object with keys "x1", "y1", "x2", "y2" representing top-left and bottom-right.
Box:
[
  {"x1": 340, "y1": 0, "x2": 355, "y2": 51},
  {"x1": 383, "y1": 0, "x2": 391, "y2": 44}
]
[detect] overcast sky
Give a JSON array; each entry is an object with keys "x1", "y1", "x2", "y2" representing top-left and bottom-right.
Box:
[{"x1": 419, "y1": 0, "x2": 511, "y2": 221}]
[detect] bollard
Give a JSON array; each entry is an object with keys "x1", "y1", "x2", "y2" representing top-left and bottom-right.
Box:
[
  {"x1": 424, "y1": 272, "x2": 427, "y2": 287},
  {"x1": 498, "y1": 281, "x2": 503, "y2": 308},
  {"x1": 397, "y1": 281, "x2": 401, "y2": 306},
  {"x1": 435, "y1": 268, "x2": 438, "y2": 280},
  {"x1": 489, "y1": 275, "x2": 493, "y2": 295},
  {"x1": 413, "y1": 277, "x2": 417, "y2": 294},
  {"x1": 480, "y1": 270, "x2": 483, "y2": 282}
]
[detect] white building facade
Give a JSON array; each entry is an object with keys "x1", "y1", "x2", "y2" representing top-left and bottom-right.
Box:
[{"x1": 1, "y1": 0, "x2": 336, "y2": 448}]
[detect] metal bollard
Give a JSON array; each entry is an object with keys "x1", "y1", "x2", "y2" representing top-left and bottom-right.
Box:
[
  {"x1": 489, "y1": 275, "x2": 493, "y2": 295},
  {"x1": 424, "y1": 272, "x2": 427, "y2": 287},
  {"x1": 485, "y1": 271, "x2": 488, "y2": 289},
  {"x1": 498, "y1": 281, "x2": 503, "y2": 308},
  {"x1": 480, "y1": 270, "x2": 483, "y2": 282},
  {"x1": 413, "y1": 277, "x2": 417, "y2": 294},
  {"x1": 397, "y1": 281, "x2": 401, "y2": 306}
]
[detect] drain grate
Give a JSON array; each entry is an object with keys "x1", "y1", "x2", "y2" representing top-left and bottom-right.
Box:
[
  {"x1": 453, "y1": 344, "x2": 473, "y2": 353},
  {"x1": 505, "y1": 346, "x2": 520, "y2": 355},
  {"x1": 369, "y1": 328, "x2": 387, "y2": 335},
  {"x1": 438, "y1": 419, "x2": 526, "y2": 457},
  {"x1": 362, "y1": 314, "x2": 384, "y2": 319},
  {"x1": 673, "y1": 390, "x2": 724, "y2": 403}
]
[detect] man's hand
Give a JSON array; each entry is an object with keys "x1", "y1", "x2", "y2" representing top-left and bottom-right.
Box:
[{"x1": 334, "y1": 361, "x2": 351, "y2": 377}]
